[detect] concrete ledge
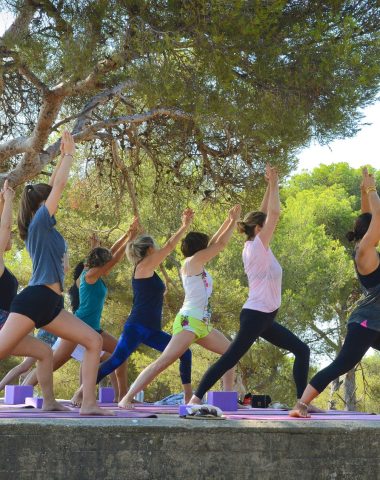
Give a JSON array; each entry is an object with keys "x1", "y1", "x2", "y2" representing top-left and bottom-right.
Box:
[{"x1": 1, "y1": 417, "x2": 380, "y2": 479}]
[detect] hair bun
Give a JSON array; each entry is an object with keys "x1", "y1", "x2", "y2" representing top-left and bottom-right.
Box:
[{"x1": 346, "y1": 231, "x2": 356, "y2": 242}]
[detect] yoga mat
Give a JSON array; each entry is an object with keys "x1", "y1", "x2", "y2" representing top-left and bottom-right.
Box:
[
  {"x1": 0, "y1": 410, "x2": 157, "y2": 419},
  {"x1": 226, "y1": 414, "x2": 380, "y2": 421}
]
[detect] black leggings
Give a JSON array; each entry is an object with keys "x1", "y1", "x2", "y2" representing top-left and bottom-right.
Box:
[
  {"x1": 310, "y1": 322, "x2": 380, "y2": 393},
  {"x1": 195, "y1": 308, "x2": 310, "y2": 400}
]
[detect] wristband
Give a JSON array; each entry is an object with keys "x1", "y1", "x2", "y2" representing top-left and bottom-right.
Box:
[
  {"x1": 63, "y1": 153, "x2": 73, "y2": 158},
  {"x1": 366, "y1": 186, "x2": 377, "y2": 194}
]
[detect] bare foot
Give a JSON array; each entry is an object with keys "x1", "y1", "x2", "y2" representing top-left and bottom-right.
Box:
[
  {"x1": 80, "y1": 404, "x2": 115, "y2": 416},
  {"x1": 289, "y1": 401, "x2": 311, "y2": 418},
  {"x1": 118, "y1": 396, "x2": 144, "y2": 409},
  {"x1": 307, "y1": 403, "x2": 325, "y2": 413},
  {"x1": 42, "y1": 400, "x2": 71, "y2": 412},
  {"x1": 188, "y1": 395, "x2": 202, "y2": 405},
  {"x1": 71, "y1": 389, "x2": 83, "y2": 407}
]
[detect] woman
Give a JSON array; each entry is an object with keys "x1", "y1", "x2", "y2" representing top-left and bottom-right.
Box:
[
  {"x1": 290, "y1": 167, "x2": 380, "y2": 417},
  {"x1": 189, "y1": 164, "x2": 311, "y2": 406},
  {"x1": 0, "y1": 131, "x2": 110, "y2": 415},
  {"x1": 119, "y1": 205, "x2": 241, "y2": 408},
  {"x1": 71, "y1": 209, "x2": 194, "y2": 406},
  {"x1": 24, "y1": 219, "x2": 140, "y2": 402}
]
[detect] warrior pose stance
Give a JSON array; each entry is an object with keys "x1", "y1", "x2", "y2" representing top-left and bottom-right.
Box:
[
  {"x1": 290, "y1": 167, "x2": 380, "y2": 417},
  {"x1": 71, "y1": 209, "x2": 194, "y2": 406},
  {"x1": 23, "y1": 219, "x2": 140, "y2": 402},
  {"x1": 189, "y1": 165, "x2": 311, "y2": 406},
  {"x1": 0, "y1": 132, "x2": 110, "y2": 415},
  {"x1": 119, "y1": 206, "x2": 241, "y2": 408}
]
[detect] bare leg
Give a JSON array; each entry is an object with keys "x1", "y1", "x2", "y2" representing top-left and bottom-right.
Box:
[
  {"x1": 0, "y1": 314, "x2": 68, "y2": 411},
  {"x1": 289, "y1": 385, "x2": 318, "y2": 418},
  {"x1": 0, "y1": 355, "x2": 37, "y2": 392},
  {"x1": 119, "y1": 331, "x2": 195, "y2": 409},
  {"x1": 196, "y1": 329, "x2": 235, "y2": 391},
  {"x1": 23, "y1": 338, "x2": 76, "y2": 386},
  {"x1": 44, "y1": 310, "x2": 113, "y2": 416},
  {"x1": 101, "y1": 331, "x2": 128, "y2": 401}
]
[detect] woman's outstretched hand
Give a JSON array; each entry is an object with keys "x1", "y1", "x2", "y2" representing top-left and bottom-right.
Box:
[
  {"x1": 182, "y1": 208, "x2": 194, "y2": 227},
  {"x1": 60, "y1": 131, "x2": 76, "y2": 157},
  {"x1": 2, "y1": 180, "x2": 15, "y2": 202},
  {"x1": 229, "y1": 204, "x2": 241, "y2": 222},
  {"x1": 362, "y1": 167, "x2": 376, "y2": 191}
]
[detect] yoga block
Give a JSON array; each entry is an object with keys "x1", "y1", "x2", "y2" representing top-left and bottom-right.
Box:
[
  {"x1": 98, "y1": 387, "x2": 115, "y2": 403},
  {"x1": 179, "y1": 405, "x2": 191, "y2": 416},
  {"x1": 25, "y1": 397, "x2": 43, "y2": 409},
  {"x1": 207, "y1": 391, "x2": 238, "y2": 411},
  {"x1": 4, "y1": 385, "x2": 34, "y2": 405}
]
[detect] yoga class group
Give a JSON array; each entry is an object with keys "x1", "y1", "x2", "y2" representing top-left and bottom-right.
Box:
[{"x1": 0, "y1": 131, "x2": 379, "y2": 417}]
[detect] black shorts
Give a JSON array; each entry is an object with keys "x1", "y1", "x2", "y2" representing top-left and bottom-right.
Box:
[{"x1": 10, "y1": 285, "x2": 64, "y2": 328}]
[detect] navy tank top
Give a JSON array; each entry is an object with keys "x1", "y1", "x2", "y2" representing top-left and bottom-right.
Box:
[
  {"x1": 348, "y1": 252, "x2": 380, "y2": 332},
  {"x1": 0, "y1": 267, "x2": 18, "y2": 311},
  {"x1": 126, "y1": 271, "x2": 166, "y2": 331}
]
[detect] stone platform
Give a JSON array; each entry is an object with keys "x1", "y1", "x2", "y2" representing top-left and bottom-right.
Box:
[{"x1": 1, "y1": 411, "x2": 380, "y2": 480}]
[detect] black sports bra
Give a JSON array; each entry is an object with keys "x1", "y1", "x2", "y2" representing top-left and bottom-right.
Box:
[{"x1": 354, "y1": 252, "x2": 380, "y2": 290}]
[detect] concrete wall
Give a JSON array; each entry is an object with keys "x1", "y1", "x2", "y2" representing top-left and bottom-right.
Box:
[{"x1": 0, "y1": 417, "x2": 380, "y2": 479}]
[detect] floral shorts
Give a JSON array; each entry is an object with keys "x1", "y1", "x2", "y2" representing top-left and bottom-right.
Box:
[
  {"x1": 36, "y1": 328, "x2": 58, "y2": 347},
  {"x1": 172, "y1": 314, "x2": 212, "y2": 342},
  {"x1": 0, "y1": 308, "x2": 9, "y2": 330}
]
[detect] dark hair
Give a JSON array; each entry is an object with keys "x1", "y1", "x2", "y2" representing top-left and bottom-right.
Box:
[
  {"x1": 18, "y1": 183, "x2": 52, "y2": 240},
  {"x1": 237, "y1": 211, "x2": 267, "y2": 239},
  {"x1": 86, "y1": 247, "x2": 112, "y2": 268},
  {"x1": 346, "y1": 213, "x2": 372, "y2": 242},
  {"x1": 181, "y1": 232, "x2": 209, "y2": 257},
  {"x1": 68, "y1": 261, "x2": 85, "y2": 313}
]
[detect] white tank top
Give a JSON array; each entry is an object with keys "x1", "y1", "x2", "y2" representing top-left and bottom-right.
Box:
[{"x1": 179, "y1": 259, "x2": 213, "y2": 322}]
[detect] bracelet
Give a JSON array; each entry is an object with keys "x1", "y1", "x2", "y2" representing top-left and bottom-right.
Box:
[
  {"x1": 366, "y1": 186, "x2": 377, "y2": 194},
  {"x1": 63, "y1": 154, "x2": 73, "y2": 158}
]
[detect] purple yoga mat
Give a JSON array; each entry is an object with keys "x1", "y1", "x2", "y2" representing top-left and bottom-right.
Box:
[
  {"x1": 0, "y1": 410, "x2": 157, "y2": 419},
  {"x1": 226, "y1": 414, "x2": 380, "y2": 421}
]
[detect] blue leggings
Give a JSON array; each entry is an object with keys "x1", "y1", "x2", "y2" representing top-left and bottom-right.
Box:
[{"x1": 97, "y1": 322, "x2": 192, "y2": 384}]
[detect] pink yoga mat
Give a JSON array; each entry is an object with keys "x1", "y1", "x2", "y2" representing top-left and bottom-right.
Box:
[{"x1": 226, "y1": 414, "x2": 380, "y2": 421}]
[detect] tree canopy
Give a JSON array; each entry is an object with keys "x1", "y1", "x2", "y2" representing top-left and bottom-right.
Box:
[{"x1": 1, "y1": 0, "x2": 379, "y2": 197}]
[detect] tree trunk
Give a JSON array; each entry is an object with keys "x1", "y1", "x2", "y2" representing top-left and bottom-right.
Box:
[
  {"x1": 344, "y1": 368, "x2": 356, "y2": 411},
  {"x1": 328, "y1": 377, "x2": 341, "y2": 410}
]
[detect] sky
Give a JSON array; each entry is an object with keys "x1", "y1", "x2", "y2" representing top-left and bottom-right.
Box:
[{"x1": 1, "y1": 10, "x2": 379, "y2": 174}]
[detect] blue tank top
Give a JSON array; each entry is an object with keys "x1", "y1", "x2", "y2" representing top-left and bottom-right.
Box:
[
  {"x1": 126, "y1": 271, "x2": 166, "y2": 331},
  {"x1": 75, "y1": 270, "x2": 107, "y2": 331}
]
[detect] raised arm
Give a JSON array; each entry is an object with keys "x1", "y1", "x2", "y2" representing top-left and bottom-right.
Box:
[
  {"x1": 137, "y1": 209, "x2": 194, "y2": 274},
  {"x1": 257, "y1": 166, "x2": 280, "y2": 249},
  {"x1": 356, "y1": 170, "x2": 380, "y2": 272},
  {"x1": 86, "y1": 217, "x2": 141, "y2": 282},
  {"x1": 0, "y1": 181, "x2": 15, "y2": 274},
  {"x1": 189, "y1": 205, "x2": 241, "y2": 267},
  {"x1": 259, "y1": 165, "x2": 271, "y2": 213},
  {"x1": 360, "y1": 167, "x2": 371, "y2": 214},
  {"x1": 45, "y1": 131, "x2": 75, "y2": 216}
]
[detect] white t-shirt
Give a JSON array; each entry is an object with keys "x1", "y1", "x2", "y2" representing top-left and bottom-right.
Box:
[{"x1": 242, "y1": 236, "x2": 282, "y2": 313}]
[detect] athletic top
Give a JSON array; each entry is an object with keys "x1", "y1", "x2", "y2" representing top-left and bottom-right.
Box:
[
  {"x1": 355, "y1": 254, "x2": 380, "y2": 290},
  {"x1": 26, "y1": 205, "x2": 67, "y2": 290},
  {"x1": 242, "y1": 235, "x2": 282, "y2": 313},
  {"x1": 126, "y1": 271, "x2": 166, "y2": 331},
  {"x1": 75, "y1": 270, "x2": 107, "y2": 331},
  {"x1": 348, "y1": 253, "x2": 380, "y2": 332},
  {"x1": 0, "y1": 267, "x2": 18, "y2": 311},
  {"x1": 179, "y1": 258, "x2": 213, "y2": 322}
]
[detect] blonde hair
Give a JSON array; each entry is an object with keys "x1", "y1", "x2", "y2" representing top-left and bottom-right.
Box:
[
  {"x1": 126, "y1": 235, "x2": 156, "y2": 265},
  {"x1": 237, "y1": 211, "x2": 267, "y2": 240}
]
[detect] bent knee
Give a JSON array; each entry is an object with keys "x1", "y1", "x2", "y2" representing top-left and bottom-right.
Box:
[{"x1": 81, "y1": 331, "x2": 103, "y2": 351}]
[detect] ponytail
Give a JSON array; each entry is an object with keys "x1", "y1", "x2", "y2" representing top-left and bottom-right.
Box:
[{"x1": 68, "y1": 261, "x2": 85, "y2": 313}]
